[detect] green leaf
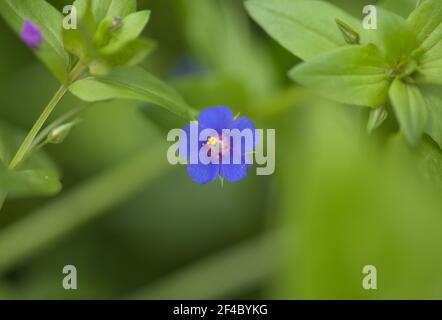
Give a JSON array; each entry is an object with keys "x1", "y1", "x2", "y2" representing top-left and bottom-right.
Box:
[
  {"x1": 289, "y1": 45, "x2": 391, "y2": 107},
  {"x1": 379, "y1": 0, "x2": 417, "y2": 18},
  {"x1": 0, "y1": 166, "x2": 61, "y2": 198},
  {"x1": 389, "y1": 79, "x2": 428, "y2": 145},
  {"x1": 100, "y1": 10, "x2": 150, "y2": 54},
  {"x1": 100, "y1": 0, "x2": 136, "y2": 20},
  {"x1": 75, "y1": 0, "x2": 137, "y2": 22},
  {"x1": 245, "y1": 0, "x2": 362, "y2": 61},
  {"x1": 0, "y1": 121, "x2": 61, "y2": 198},
  {"x1": 101, "y1": 38, "x2": 155, "y2": 68},
  {"x1": 364, "y1": 8, "x2": 418, "y2": 65},
  {"x1": 69, "y1": 66, "x2": 195, "y2": 119},
  {"x1": 64, "y1": 3, "x2": 150, "y2": 69},
  {"x1": 421, "y1": 85, "x2": 442, "y2": 149},
  {"x1": 417, "y1": 41, "x2": 442, "y2": 85},
  {"x1": 408, "y1": 0, "x2": 442, "y2": 52},
  {"x1": 0, "y1": 0, "x2": 70, "y2": 82}
]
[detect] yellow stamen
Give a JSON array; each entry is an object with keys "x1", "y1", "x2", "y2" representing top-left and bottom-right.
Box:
[{"x1": 207, "y1": 136, "x2": 218, "y2": 145}]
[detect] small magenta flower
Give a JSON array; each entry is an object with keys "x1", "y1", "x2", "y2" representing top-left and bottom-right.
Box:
[
  {"x1": 179, "y1": 106, "x2": 256, "y2": 184},
  {"x1": 20, "y1": 20, "x2": 43, "y2": 49}
]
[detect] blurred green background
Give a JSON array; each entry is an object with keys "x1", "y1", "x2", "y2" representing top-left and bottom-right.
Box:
[{"x1": 0, "y1": 0, "x2": 441, "y2": 299}]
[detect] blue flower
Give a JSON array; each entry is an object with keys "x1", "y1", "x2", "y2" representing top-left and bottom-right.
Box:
[
  {"x1": 180, "y1": 106, "x2": 256, "y2": 184},
  {"x1": 20, "y1": 20, "x2": 43, "y2": 50}
]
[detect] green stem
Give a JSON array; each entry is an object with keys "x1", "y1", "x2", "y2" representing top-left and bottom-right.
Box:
[
  {"x1": 8, "y1": 85, "x2": 68, "y2": 170},
  {"x1": 8, "y1": 63, "x2": 85, "y2": 171}
]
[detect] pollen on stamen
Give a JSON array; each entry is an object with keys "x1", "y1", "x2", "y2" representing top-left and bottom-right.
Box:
[{"x1": 207, "y1": 136, "x2": 218, "y2": 145}]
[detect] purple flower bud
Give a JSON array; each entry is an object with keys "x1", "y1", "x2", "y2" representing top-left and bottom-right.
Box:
[{"x1": 20, "y1": 20, "x2": 43, "y2": 49}]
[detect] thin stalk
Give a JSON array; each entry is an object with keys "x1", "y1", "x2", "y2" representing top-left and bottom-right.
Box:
[
  {"x1": 8, "y1": 63, "x2": 85, "y2": 170},
  {"x1": 7, "y1": 85, "x2": 68, "y2": 170}
]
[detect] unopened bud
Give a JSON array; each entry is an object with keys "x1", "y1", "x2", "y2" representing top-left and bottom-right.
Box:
[
  {"x1": 335, "y1": 18, "x2": 360, "y2": 45},
  {"x1": 47, "y1": 119, "x2": 81, "y2": 144}
]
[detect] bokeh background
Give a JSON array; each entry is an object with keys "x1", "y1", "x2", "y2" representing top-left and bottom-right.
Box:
[{"x1": 0, "y1": 0, "x2": 441, "y2": 299}]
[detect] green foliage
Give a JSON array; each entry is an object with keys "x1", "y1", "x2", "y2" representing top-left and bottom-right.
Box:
[
  {"x1": 69, "y1": 66, "x2": 195, "y2": 119},
  {"x1": 408, "y1": 0, "x2": 442, "y2": 52},
  {"x1": 245, "y1": 0, "x2": 362, "y2": 61},
  {"x1": 0, "y1": 0, "x2": 70, "y2": 81},
  {"x1": 91, "y1": 0, "x2": 137, "y2": 22},
  {"x1": 363, "y1": 8, "x2": 417, "y2": 65},
  {"x1": 422, "y1": 85, "x2": 442, "y2": 149},
  {"x1": 290, "y1": 45, "x2": 390, "y2": 107},
  {"x1": 63, "y1": 0, "x2": 151, "y2": 73},
  {"x1": 389, "y1": 79, "x2": 428, "y2": 145},
  {"x1": 248, "y1": 0, "x2": 442, "y2": 147},
  {"x1": 0, "y1": 122, "x2": 60, "y2": 198}
]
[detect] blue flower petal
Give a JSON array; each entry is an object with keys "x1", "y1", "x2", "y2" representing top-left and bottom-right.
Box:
[
  {"x1": 198, "y1": 106, "x2": 233, "y2": 132},
  {"x1": 230, "y1": 116, "x2": 256, "y2": 153},
  {"x1": 220, "y1": 156, "x2": 251, "y2": 182},
  {"x1": 187, "y1": 163, "x2": 219, "y2": 184}
]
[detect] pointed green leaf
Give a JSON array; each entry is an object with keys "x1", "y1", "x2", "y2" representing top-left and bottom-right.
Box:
[
  {"x1": 417, "y1": 41, "x2": 442, "y2": 85},
  {"x1": 75, "y1": 0, "x2": 137, "y2": 22},
  {"x1": 245, "y1": 0, "x2": 362, "y2": 61},
  {"x1": 389, "y1": 79, "x2": 428, "y2": 145},
  {"x1": 364, "y1": 8, "x2": 418, "y2": 65},
  {"x1": 101, "y1": 38, "x2": 155, "y2": 68},
  {"x1": 100, "y1": 10, "x2": 150, "y2": 54},
  {"x1": 408, "y1": 0, "x2": 442, "y2": 52},
  {"x1": 421, "y1": 85, "x2": 442, "y2": 149},
  {"x1": 69, "y1": 66, "x2": 195, "y2": 119},
  {"x1": 289, "y1": 45, "x2": 391, "y2": 107},
  {"x1": 105, "y1": 0, "x2": 136, "y2": 20},
  {"x1": 0, "y1": 0, "x2": 70, "y2": 82}
]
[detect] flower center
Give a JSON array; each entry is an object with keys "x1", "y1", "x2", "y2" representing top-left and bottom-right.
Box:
[{"x1": 205, "y1": 135, "x2": 230, "y2": 159}]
